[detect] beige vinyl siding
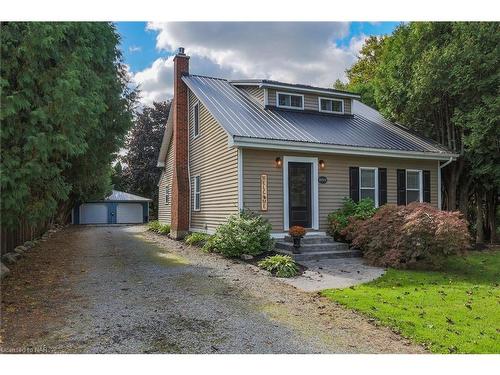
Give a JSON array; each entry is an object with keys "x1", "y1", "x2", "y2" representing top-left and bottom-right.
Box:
[
  {"x1": 343, "y1": 99, "x2": 352, "y2": 114},
  {"x1": 189, "y1": 90, "x2": 239, "y2": 232},
  {"x1": 242, "y1": 149, "x2": 438, "y2": 232},
  {"x1": 158, "y1": 139, "x2": 173, "y2": 224},
  {"x1": 267, "y1": 88, "x2": 352, "y2": 114},
  {"x1": 238, "y1": 86, "x2": 264, "y2": 106}
]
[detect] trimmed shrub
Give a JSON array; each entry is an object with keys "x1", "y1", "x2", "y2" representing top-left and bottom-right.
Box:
[
  {"x1": 351, "y1": 203, "x2": 470, "y2": 268},
  {"x1": 202, "y1": 211, "x2": 274, "y2": 257},
  {"x1": 258, "y1": 255, "x2": 299, "y2": 278},
  {"x1": 327, "y1": 198, "x2": 378, "y2": 241},
  {"x1": 185, "y1": 232, "x2": 211, "y2": 247},
  {"x1": 340, "y1": 216, "x2": 365, "y2": 243}
]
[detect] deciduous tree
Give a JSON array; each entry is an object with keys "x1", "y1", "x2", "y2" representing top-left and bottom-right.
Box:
[
  {"x1": 374, "y1": 22, "x2": 499, "y2": 243},
  {"x1": 339, "y1": 22, "x2": 499, "y2": 243},
  {"x1": 120, "y1": 101, "x2": 171, "y2": 219}
]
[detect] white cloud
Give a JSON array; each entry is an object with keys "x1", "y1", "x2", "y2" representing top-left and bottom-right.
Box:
[
  {"x1": 132, "y1": 22, "x2": 370, "y2": 105},
  {"x1": 128, "y1": 45, "x2": 142, "y2": 53},
  {"x1": 133, "y1": 57, "x2": 173, "y2": 104}
]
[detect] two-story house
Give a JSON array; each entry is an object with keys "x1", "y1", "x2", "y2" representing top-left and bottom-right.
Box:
[{"x1": 157, "y1": 47, "x2": 457, "y2": 240}]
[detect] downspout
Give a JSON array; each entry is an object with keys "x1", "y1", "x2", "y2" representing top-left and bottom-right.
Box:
[
  {"x1": 438, "y1": 157, "x2": 454, "y2": 210},
  {"x1": 237, "y1": 148, "x2": 243, "y2": 212},
  {"x1": 187, "y1": 89, "x2": 192, "y2": 232}
]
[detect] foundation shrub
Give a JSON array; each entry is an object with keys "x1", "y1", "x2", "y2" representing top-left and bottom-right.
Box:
[
  {"x1": 157, "y1": 224, "x2": 171, "y2": 235},
  {"x1": 148, "y1": 220, "x2": 170, "y2": 235},
  {"x1": 185, "y1": 232, "x2": 211, "y2": 247},
  {"x1": 148, "y1": 220, "x2": 161, "y2": 232},
  {"x1": 202, "y1": 211, "x2": 274, "y2": 257},
  {"x1": 352, "y1": 203, "x2": 470, "y2": 268},
  {"x1": 327, "y1": 198, "x2": 377, "y2": 241}
]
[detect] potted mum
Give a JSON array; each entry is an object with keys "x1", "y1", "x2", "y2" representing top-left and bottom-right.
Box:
[{"x1": 288, "y1": 225, "x2": 306, "y2": 253}]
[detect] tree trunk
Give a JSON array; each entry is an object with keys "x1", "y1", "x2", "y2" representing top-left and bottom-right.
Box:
[
  {"x1": 446, "y1": 168, "x2": 458, "y2": 211},
  {"x1": 458, "y1": 180, "x2": 471, "y2": 216},
  {"x1": 56, "y1": 198, "x2": 76, "y2": 225},
  {"x1": 487, "y1": 190, "x2": 497, "y2": 244},
  {"x1": 445, "y1": 157, "x2": 465, "y2": 211},
  {"x1": 476, "y1": 192, "x2": 485, "y2": 244}
]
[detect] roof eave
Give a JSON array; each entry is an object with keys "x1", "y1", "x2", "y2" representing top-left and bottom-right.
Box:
[
  {"x1": 156, "y1": 108, "x2": 173, "y2": 168},
  {"x1": 231, "y1": 136, "x2": 459, "y2": 161}
]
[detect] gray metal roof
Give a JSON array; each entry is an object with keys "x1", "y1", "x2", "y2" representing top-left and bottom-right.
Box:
[
  {"x1": 105, "y1": 190, "x2": 152, "y2": 202},
  {"x1": 230, "y1": 79, "x2": 360, "y2": 98},
  {"x1": 183, "y1": 75, "x2": 452, "y2": 156}
]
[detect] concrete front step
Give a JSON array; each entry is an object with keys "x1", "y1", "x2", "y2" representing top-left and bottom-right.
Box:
[
  {"x1": 276, "y1": 234, "x2": 360, "y2": 260},
  {"x1": 275, "y1": 241, "x2": 349, "y2": 253},
  {"x1": 283, "y1": 235, "x2": 335, "y2": 244},
  {"x1": 277, "y1": 248, "x2": 362, "y2": 261}
]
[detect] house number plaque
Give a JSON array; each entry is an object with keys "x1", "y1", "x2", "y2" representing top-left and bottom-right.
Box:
[
  {"x1": 318, "y1": 176, "x2": 328, "y2": 184},
  {"x1": 260, "y1": 174, "x2": 268, "y2": 211}
]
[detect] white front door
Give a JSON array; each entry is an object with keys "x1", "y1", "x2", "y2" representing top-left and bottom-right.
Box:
[
  {"x1": 80, "y1": 203, "x2": 108, "y2": 224},
  {"x1": 116, "y1": 203, "x2": 143, "y2": 223}
]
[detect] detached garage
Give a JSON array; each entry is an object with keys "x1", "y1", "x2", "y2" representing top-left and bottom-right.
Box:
[{"x1": 72, "y1": 190, "x2": 151, "y2": 224}]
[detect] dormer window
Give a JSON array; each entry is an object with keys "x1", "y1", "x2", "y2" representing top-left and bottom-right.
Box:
[
  {"x1": 319, "y1": 97, "x2": 344, "y2": 114},
  {"x1": 276, "y1": 92, "x2": 304, "y2": 110}
]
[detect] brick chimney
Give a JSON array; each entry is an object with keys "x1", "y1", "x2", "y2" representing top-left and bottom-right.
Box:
[{"x1": 170, "y1": 47, "x2": 190, "y2": 239}]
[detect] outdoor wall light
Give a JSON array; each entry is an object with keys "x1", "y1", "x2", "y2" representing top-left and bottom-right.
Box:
[
  {"x1": 275, "y1": 157, "x2": 282, "y2": 168},
  {"x1": 319, "y1": 160, "x2": 325, "y2": 169}
]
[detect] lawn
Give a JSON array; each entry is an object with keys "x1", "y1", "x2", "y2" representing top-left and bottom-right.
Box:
[{"x1": 322, "y1": 251, "x2": 500, "y2": 353}]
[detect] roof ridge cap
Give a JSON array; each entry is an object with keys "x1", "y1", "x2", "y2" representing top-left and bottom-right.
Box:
[{"x1": 188, "y1": 74, "x2": 228, "y2": 81}]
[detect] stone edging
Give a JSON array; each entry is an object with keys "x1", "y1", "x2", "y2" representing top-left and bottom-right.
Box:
[{"x1": 0, "y1": 224, "x2": 68, "y2": 280}]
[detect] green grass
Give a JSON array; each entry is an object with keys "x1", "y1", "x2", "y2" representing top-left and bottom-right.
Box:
[{"x1": 322, "y1": 251, "x2": 500, "y2": 353}]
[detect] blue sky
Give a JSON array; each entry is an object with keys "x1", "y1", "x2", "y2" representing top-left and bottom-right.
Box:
[
  {"x1": 115, "y1": 22, "x2": 400, "y2": 104},
  {"x1": 116, "y1": 22, "x2": 400, "y2": 73},
  {"x1": 116, "y1": 22, "x2": 162, "y2": 72}
]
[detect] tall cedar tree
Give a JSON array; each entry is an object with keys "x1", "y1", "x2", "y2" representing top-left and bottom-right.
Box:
[
  {"x1": 0, "y1": 22, "x2": 136, "y2": 228},
  {"x1": 342, "y1": 22, "x2": 499, "y2": 243},
  {"x1": 121, "y1": 101, "x2": 171, "y2": 219}
]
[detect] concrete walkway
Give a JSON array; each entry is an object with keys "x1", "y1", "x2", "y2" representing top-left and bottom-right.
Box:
[{"x1": 280, "y1": 258, "x2": 385, "y2": 292}]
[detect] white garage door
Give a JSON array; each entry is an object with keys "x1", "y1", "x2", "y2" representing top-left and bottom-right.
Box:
[
  {"x1": 80, "y1": 203, "x2": 108, "y2": 224},
  {"x1": 116, "y1": 203, "x2": 143, "y2": 224}
]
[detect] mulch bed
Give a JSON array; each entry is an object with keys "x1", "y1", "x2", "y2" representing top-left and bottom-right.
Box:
[{"x1": 242, "y1": 250, "x2": 308, "y2": 275}]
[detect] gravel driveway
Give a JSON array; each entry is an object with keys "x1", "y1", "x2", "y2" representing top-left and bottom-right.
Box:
[{"x1": 0, "y1": 225, "x2": 424, "y2": 353}]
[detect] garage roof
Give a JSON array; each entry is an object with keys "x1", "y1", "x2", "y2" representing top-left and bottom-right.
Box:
[{"x1": 104, "y1": 190, "x2": 152, "y2": 202}]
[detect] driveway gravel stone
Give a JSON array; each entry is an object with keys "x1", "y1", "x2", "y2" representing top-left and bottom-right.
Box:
[{"x1": 0, "y1": 225, "x2": 425, "y2": 354}]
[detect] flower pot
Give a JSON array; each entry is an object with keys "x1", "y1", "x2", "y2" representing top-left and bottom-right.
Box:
[{"x1": 292, "y1": 236, "x2": 302, "y2": 253}]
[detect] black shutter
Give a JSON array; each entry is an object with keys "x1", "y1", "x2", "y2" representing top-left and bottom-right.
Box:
[
  {"x1": 397, "y1": 169, "x2": 406, "y2": 205},
  {"x1": 349, "y1": 167, "x2": 360, "y2": 203},
  {"x1": 423, "y1": 170, "x2": 431, "y2": 203},
  {"x1": 378, "y1": 168, "x2": 387, "y2": 206}
]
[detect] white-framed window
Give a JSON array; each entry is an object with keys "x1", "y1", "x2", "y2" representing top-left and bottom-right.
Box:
[
  {"x1": 276, "y1": 92, "x2": 304, "y2": 110},
  {"x1": 406, "y1": 169, "x2": 423, "y2": 204},
  {"x1": 319, "y1": 97, "x2": 344, "y2": 114},
  {"x1": 359, "y1": 167, "x2": 379, "y2": 207},
  {"x1": 193, "y1": 175, "x2": 201, "y2": 211},
  {"x1": 193, "y1": 102, "x2": 200, "y2": 137},
  {"x1": 165, "y1": 185, "x2": 170, "y2": 204}
]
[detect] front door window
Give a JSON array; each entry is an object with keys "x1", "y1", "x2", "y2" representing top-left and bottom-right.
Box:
[{"x1": 288, "y1": 162, "x2": 312, "y2": 228}]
